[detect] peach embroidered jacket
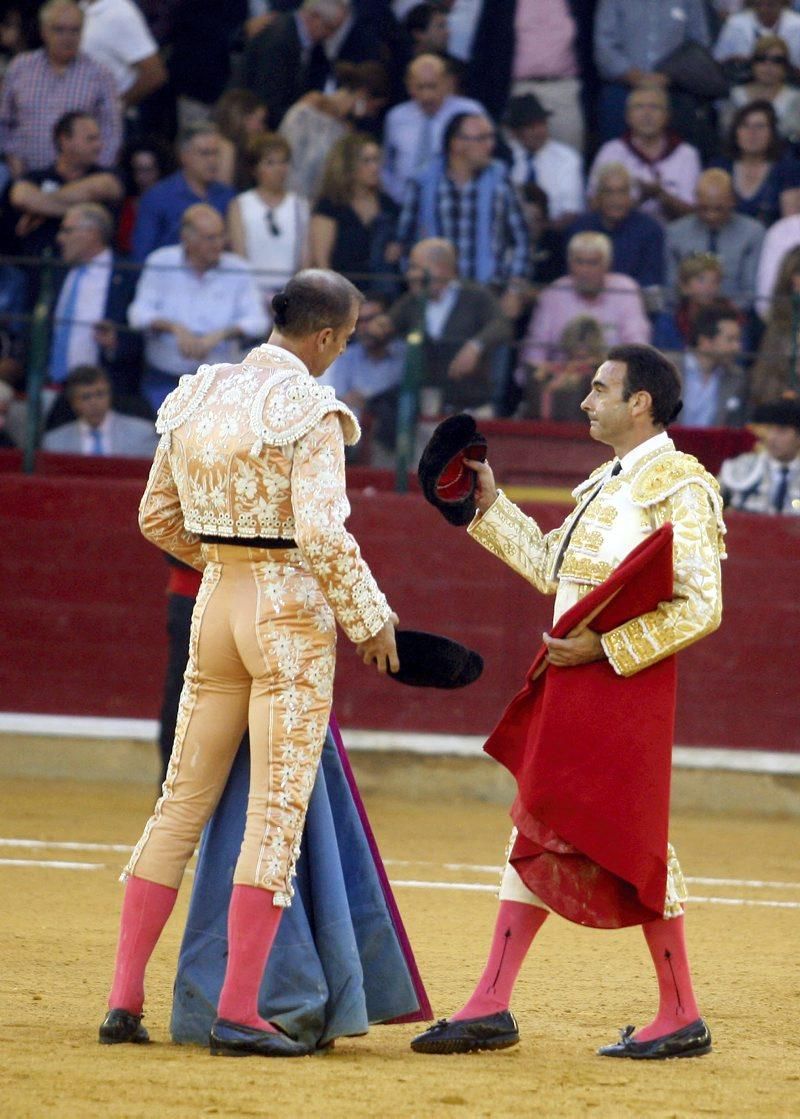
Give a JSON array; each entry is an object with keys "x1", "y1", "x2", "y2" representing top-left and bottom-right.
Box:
[
  {"x1": 468, "y1": 435, "x2": 726, "y2": 676},
  {"x1": 138, "y1": 343, "x2": 392, "y2": 643}
]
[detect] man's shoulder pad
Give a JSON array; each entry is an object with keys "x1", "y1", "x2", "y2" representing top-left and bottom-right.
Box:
[
  {"x1": 258, "y1": 370, "x2": 360, "y2": 448},
  {"x1": 631, "y1": 449, "x2": 721, "y2": 506}
]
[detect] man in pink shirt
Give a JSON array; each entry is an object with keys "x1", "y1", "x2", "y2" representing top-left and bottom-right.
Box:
[
  {"x1": 518, "y1": 231, "x2": 651, "y2": 393},
  {"x1": 588, "y1": 86, "x2": 700, "y2": 226}
]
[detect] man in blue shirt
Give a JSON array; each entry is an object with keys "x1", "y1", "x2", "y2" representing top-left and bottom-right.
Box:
[
  {"x1": 678, "y1": 304, "x2": 747, "y2": 428},
  {"x1": 132, "y1": 123, "x2": 235, "y2": 262},
  {"x1": 567, "y1": 162, "x2": 664, "y2": 294}
]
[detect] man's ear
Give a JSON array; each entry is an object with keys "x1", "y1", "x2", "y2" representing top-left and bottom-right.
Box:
[
  {"x1": 630, "y1": 389, "x2": 653, "y2": 419},
  {"x1": 316, "y1": 326, "x2": 334, "y2": 351}
]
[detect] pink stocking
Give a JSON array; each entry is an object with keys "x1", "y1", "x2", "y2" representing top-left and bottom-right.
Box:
[
  {"x1": 635, "y1": 914, "x2": 701, "y2": 1041},
  {"x1": 216, "y1": 884, "x2": 283, "y2": 1031},
  {"x1": 452, "y1": 901, "x2": 548, "y2": 1020},
  {"x1": 108, "y1": 875, "x2": 179, "y2": 1014}
]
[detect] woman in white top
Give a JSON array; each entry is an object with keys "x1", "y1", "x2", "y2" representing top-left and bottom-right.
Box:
[{"x1": 227, "y1": 134, "x2": 310, "y2": 319}]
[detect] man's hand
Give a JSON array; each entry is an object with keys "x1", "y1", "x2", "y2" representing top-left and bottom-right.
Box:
[
  {"x1": 357, "y1": 612, "x2": 400, "y2": 674},
  {"x1": 543, "y1": 627, "x2": 605, "y2": 667},
  {"x1": 463, "y1": 457, "x2": 498, "y2": 515},
  {"x1": 447, "y1": 340, "x2": 482, "y2": 380}
]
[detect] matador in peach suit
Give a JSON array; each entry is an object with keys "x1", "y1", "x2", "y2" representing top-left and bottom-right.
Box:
[{"x1": 100, "y1": 271, "x2": 401, "y2": 1057}]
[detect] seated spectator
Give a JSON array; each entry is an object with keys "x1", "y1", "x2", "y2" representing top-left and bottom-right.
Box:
[
  {"x1": 42, "y1": 364, "x2": 158, "y2": 457},
  {"x1": 367, "y1": 237, "x2": 512, "y2": 416},
  {"x1": 499, "y1": 183, "x2": 566, "y2": 334},
  {"x1": 128, "y1": 203, "x2": 267, "y2": 411},
  {"x1": 593, "y1": 0, "x2": 711, "y2": 142},
  {"x1": 715, "y1": 99, "x2": 800, "y2": 226},
  {"x1": 676, "y1": 305, "x2": 748, "y2": 428},
  {"x1": 0, "y1": 0, "x2": 121, "y2": 177},
  {"x1": 132, "y1": 123, "x2": 236, "y2": 262},
  {"x1": 501, "y1": 92, "x2": 583, "y2": 232},
  {"x1": 531, "y1": 314, "x2": 607, "y2": 423},
  {"x1": 588, "y1": 86, "x2": 700, "y2": 226},
  {"x1": 116, "y1": 135, "x2": 173, "y2": 255},
  {"x1": 714, "y1": 0, "x2": 800, "y2": 71},
  {"x1": 309, "y1": 133, "x2": 399, "y2": 293},
  {"x1": 211, "y1": 89, "x2": 267, "y2": 192},
  {"x1": 517, "y1": 231, "x2": 651, "y2": 394},
  {"x1": 653, "y1": 252, "x2": 727, "y2": 351},
  {"x1": 280, "y1": 61, "x2": 390, "y2": 200},
  {"x1": 241, "y1": 0, "x2": 375, "y2": 130},
  {"x1": 395, "y1": 111, "x2": 530, "y2": 293},
  {"x1": 0, "y1": 380, "x2": 17, "y2": 448},
  {"x1": 319, "y1": 292, "x2": 406, "y2": 463},
  {"x1": 381, "y1": 53, "x2": 484, "y2": 205},
  {"x1": 718, "y1": 397, "x2": 800, "y2": 514},
  {"x1": 751, "y1": 244, "x2": 800, "y2": 403},
  {"x1": 80, "y1": 0, "x2": 167, "y2": 117},
  {"x1": 722, "y1": 34, "x2": 800, "y2": 144},
  {"x1": 567, "y1": 162, "x2": 665, "y2": 295},
  {"x1": 666, "y1": 169, "x2": 765, "y2": 309},
  {"x1": 3, "y1": 111, "x2": 123, "y2": 276},
  {"x1": 227, "y1": 134, "x2": 311, "y2": 317},
  {"x1": 45, "y1": 203, "x2": 143, "y2": 417}
]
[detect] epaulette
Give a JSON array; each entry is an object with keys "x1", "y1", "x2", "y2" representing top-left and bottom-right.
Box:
[
  {"x1": 155, "y1": 365, "x2": 218, "y2": 434},
  {"x1": 717, "y1": 451, "x2": 764, "y2": 492},
  {"x1": 630, "y1": 449, "x2": 721, "y2": 507},
  {"x1": 250, "y1": 368, "x2": 360, "y2": 453}
]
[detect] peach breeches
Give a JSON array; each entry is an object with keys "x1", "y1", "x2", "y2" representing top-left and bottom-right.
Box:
[{"x1": 123, "y1": 543, "x2": 336, "y2": 906}]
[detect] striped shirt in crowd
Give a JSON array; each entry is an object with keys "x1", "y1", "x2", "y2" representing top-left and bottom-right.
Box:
[
  {"x1": 396, "y1": 166, "x2": 531, "y2": 288},
  {"x1": 0, "y1": 48, "x2": 122, "y2": 172}
]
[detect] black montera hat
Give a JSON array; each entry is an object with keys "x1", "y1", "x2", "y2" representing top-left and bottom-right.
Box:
[
  {"x1": 751, "y1": 399, "x2": 800, "y2": 431},
  {"x1": 503, "y1": 93, "x2": 551, "y2": 128},
  {"x1": 417, "y1": 413, "x2": 488, "y2": 526},
  {"x1": 388, "y1": 630, "x2": 484, "y2": 689}
]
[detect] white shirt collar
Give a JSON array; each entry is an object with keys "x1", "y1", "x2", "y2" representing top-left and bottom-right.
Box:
[{"x1": 617, "y1": 431, "x2": 671, "y2": 474}]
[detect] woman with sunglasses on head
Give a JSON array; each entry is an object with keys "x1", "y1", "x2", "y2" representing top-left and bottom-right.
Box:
[
  {"x1": 723, "y1": 34, "x2": 800, "y2": 145},
  {"x1": 227, "y1": 133, "x2": 310, "y2": 322},
  {"x1": 309, "y1": 132, "x2": 401, "y2": 298}
]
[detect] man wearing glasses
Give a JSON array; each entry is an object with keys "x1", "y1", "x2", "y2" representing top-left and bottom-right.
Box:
[
  {"x1": 0, "y1": 0, "x2": 121, "y2": 178},
  {"x1": 394, "y1": 111, "x2": 531, "y2": 299}
]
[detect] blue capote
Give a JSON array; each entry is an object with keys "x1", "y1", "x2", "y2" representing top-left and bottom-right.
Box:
[{"x1": 170, "y1": 720, "x2": 431, "y2": 1049}]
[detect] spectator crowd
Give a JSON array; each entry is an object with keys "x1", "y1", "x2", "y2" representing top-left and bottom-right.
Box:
[{"x1": 0, "y1": 0, "x2": 799, "y2": 511}]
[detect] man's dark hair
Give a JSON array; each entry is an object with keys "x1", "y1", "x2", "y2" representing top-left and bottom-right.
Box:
[
  {"x1": 443, "y1": 111, "x2": 478, "y2": 156},
  {"x1": 521, "y1": 181, "x2": 550, "y2": 218},
  {"x1": 607, "y1": 344, "x2": 683, "y2": 427},
  {"x1": 405, "y1": 2, "x2": 445, "y2": 35},
  {"x1": 53, "y1": 111, "x2": 95, "y2": 148},
  {"x1": 271, "y1": 270, "x2": 363, "y2": 336},
  {"x1": 689, "y1": 304, "x2": 740, "y2": 348},
  {"x1": 64, "y1": 364, "x2": 109, "y2": 395}
]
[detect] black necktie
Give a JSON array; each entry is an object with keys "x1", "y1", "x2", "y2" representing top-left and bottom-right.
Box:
[
  {"x1": 708, "y1": 229, "x2": 718, "y2": 254},
  {"x1": 774, "y1": 465, "x2": 790, "y2": 513},
  {"x1": 555, "y1": 461, "x2": 622, "y2": 575}
]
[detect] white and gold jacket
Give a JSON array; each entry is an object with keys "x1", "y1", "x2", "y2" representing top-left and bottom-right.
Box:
[
  {"x1": 468, "y1": 433, "x2": 726, "y2": 676},
  {"x1": 138, "y1": 343, "x2": 392, "y2": 644}
]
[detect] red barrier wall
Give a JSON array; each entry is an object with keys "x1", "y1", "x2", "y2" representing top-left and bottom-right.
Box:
[{"x1": 0, "y1": 473, "x2": 797, "y2": 751}]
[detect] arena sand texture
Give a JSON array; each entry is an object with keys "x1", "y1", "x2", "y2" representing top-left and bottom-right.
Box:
[{"x1": 1, "y1": 776, "x2": 799, "y2": 1119}]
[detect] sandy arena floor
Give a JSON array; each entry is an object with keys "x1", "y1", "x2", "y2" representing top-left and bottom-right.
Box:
[{"x1": 0, "y1": 775, "x2": 798, "y2": 1119}]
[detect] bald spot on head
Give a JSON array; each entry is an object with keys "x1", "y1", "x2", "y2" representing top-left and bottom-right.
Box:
[
  {"x1": 407, "y1": 53, "x2": 450, "y2": 114},
  {"x1": 695, "y1": 169, "x2": 735, "y2": 230}
]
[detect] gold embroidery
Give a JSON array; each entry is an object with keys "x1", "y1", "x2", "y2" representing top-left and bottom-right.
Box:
[
  {"x1": 584, "y1": 502, "x2": 618, "y2": 526},
  {"x1": 469, "y1": 492, "x2": 561, "y2": 594},
  {"x1": 664, "y1": 842, "x2": 687, "y2": 918},
  {"x1": 569, "y1": 523, "x2": 604, "y2": 553},
  {"x1": 557, "y1": 554, "x2": 613, "y2": 585}
]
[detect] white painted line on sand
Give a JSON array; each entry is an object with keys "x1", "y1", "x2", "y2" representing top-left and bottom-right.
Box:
[{"x1": 0, "y1": 858, "x2": 105, "y2": 871}]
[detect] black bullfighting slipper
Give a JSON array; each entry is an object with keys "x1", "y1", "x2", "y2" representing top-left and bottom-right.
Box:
[
  {"x1": 597, "y1": 1018, "x2": 712, "y2": 1059},
  {"x1": 410, "y1": 1010, "x2": 519, "y2": 1054},
  {"x1": 209, "y1": 1018, "x2": 309, "y2": 1057},
  {"x1": 98, "y1": 1008, "x2": 150, "y2": 1045}
]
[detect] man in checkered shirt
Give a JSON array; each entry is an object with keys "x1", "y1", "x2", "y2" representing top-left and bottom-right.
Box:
[
  {"x1": 393, "y1": 111, "x2": 531, "y2": 297},
  {"x1": 0, "y1": 0, "x2": 121, "y2": 177}
]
